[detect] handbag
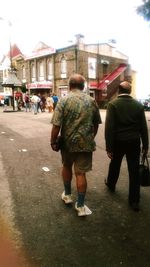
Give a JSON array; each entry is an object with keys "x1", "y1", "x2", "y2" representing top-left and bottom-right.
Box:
[{"x1": 139, "y1": 155, "x2": 150, "y2": 187}]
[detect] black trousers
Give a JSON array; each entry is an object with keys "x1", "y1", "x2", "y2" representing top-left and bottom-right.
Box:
[{"x1": 107, "y1": 139, "x2": 141, "y2": 203}]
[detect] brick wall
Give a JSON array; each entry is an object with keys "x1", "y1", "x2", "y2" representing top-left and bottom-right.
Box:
[{"x1": 14, "y1": 45, "x2": 130, "y2": 102}]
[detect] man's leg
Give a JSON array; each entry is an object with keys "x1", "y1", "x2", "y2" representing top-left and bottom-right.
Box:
[
  {"x1": 75, "y1": 152, "x2": 92, "y2": 207},
  {"x1": 75, "y1": 172, "x2": 87, "y2": 207},
  {"x1": 62, "y1": 164, "x2": 73, "y2": 195},
  {"x1": 61, "y1": 164, "x2": 74, "y2": 204},
  {"x1": 61, "y1": 151, "x2": 74, "y2": 199},
  {"x1": 74, "y1": 153, "x2": 92, "y2": 216},
  {"x1": 126, "y1": 140, "x2": 141, "y2": 205},
  {"x1": 106, "y1": 151, "x2": 123, "y2": 191},
  {"x1": 34, "y1": 103, "x2": 38, "y2": 114},
  {"x1": 75, "y1": 171, "x2": 92, "y2": 216}
]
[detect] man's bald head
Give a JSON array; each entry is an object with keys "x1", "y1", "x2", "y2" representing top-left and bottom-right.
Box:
[
  {"x1": 118, "y1": 81, "x2": 132, "y2": 95},
  {"x1": 69, "y1": 74, "x2": 85, "y2": 90}
]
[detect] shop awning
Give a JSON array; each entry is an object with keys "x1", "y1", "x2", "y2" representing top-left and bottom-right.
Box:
[
  {"x1": 26, "y1": 81, "x2": 52, "y2": 89},
  {"x1": 89, "y1": 63, "x2": 127, "y2": 90}
]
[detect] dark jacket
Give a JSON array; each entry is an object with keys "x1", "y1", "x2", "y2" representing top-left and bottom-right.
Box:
[{"x1": 105, "y1": 95, "x2": 149, "y2": 152}]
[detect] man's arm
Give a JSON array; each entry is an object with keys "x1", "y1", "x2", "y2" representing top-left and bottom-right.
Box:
[
  {"x1": 140, "y1": 110, "x2": 149, "y2": 156},
  {"x1": 50, "y1": 125, "x2": 61, "y2": 151},
  {"x1": 50, "y1": 98, "x2": 63, "y2": 151},
  {"x1": 93, "y1": 102, "x2": 102, "y2": 137},
  {"x1": 105, "y1": 103, "x2": 115, "y2": 159}
]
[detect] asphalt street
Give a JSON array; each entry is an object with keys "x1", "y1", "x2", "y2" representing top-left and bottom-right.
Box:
[{"x1": 0, "y1": 106, "x2": 150, "y2": 267}]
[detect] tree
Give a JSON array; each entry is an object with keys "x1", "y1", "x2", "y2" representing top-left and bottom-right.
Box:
[{"x1": 136, "y1": 0, "x2": 150, "y2": 21}]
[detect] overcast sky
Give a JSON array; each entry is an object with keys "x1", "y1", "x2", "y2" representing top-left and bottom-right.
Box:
[{"x1": 0, "y1": 0, "x2": 150, "y2": 98}]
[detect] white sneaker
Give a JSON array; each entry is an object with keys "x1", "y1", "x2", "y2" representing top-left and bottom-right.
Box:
[
  {"x1": 61, "y1": 191, "x2": 73, "y2": 204},
  {"x1": 75, "y1": 202, "x2": 92, "y2": 216}
]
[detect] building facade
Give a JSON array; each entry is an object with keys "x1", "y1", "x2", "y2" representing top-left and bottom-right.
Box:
[{"x1": 1, "y1": 35, "x2": 134, "y2": 107}]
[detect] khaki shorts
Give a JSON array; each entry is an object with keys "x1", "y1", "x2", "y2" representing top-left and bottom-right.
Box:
[{"x1": 61, "y1": 151, "x2": 92, "y2": 173}]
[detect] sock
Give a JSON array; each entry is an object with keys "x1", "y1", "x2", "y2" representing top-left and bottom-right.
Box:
[
  {"x1": 64, "y1": 181, "x2": 71, "y2": 195},
  {"x1": 77, "y1": 192, "x2": 86, "y2": 207}
]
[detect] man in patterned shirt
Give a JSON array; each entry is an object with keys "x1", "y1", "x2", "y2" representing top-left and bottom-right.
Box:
[{"x1": 50, "y1": 73, "x2": 102, "y2": 216}]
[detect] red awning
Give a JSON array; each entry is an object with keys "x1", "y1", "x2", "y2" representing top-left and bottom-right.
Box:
[
  {"x1": 26, "y1": 81, "x2": 52, "y2": 89},
  {"x1": 89, "y1": 63, "x2": 127, "y2": 90}
]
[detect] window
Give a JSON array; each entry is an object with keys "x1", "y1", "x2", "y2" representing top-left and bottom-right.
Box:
[
  {"x1": 102, "y1": 63, "x2": 108, "y2": 77},
  {"x1": 101, "y1": 60, "x2": 109, "y2": 77},
  {"x1": 39, "y1": 61, "x2": 44, "y2": 81},
  {"x1": 31, "y1": 64, "x2": 36, "y2": 82},
  {"x1": 89, "y1": 90, "x2": 95, "y2": 98},
  {"x1": 22, "y1": 65, "x2": 26, "y2": 79},
  {"x1": 3, "y1": 69, "x2": 7, "y2": 79},
  {"x1": 88, "y1": 57, "x2": 96, "y2": 79},
  {"x1": 47, "y1": 60, "x2": 53, "y2": 80},
  {"x1": 61, "y1": 57, "x2": 67, "y2": 78}
]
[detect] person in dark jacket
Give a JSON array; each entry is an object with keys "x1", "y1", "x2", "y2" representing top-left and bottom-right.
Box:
[{"x1": 105, "y1": 81, "x2": 149, "y2": 211}]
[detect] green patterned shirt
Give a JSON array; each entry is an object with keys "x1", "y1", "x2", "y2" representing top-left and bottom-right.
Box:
[{"x1": 51, "y1": 89, "x2": 102, "y2": 152}]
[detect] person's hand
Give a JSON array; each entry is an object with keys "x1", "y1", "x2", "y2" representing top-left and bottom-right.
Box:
[
  {"x1": 51, "y1": 143, "x2": 59, "y2": 151},
  {"x1": 107, "y1": 151, "x2": 113, "y2": 159}
]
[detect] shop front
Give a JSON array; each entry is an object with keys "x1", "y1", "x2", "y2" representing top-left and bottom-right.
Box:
[{"x1": 26, "y1": 81, "x2": 53, "y2": 96}]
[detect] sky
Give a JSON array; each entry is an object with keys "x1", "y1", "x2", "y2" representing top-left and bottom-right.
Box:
[{"x1": 0, "y1": 0, "x2": 150, "y2": 99}]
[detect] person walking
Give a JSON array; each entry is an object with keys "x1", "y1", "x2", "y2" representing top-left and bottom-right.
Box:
[
  {"x1": 40, "y1": 95, "x2": 46, "y2": 112},
  {"x1": 46, "y1": 94, "x2": 54, "y2": 113},
  {"x1": 24, "y1": 92, "x2": 31, "y2": 112},
  {"x1": 50, "y1": 73, "x2": 102, "y2": 216},
  {"x1": 31, "y1": 93, "x2": 40, "y2": 115},
  {"x1": 105, "y1": 81, "x2": 149, "y2": 211},
  {"x1": 52, "y1": 93, "x2": 59, "y2": 110}
]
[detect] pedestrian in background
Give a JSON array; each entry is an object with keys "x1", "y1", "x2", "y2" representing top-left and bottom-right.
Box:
[
  {"x1": 37, "y1": 93, "x2": 42, "y2": 113},
  {"x1": 105, "y1": 81, "x2": 149, "y2": 211},
  {"x1": 46, "y1": 94, "x2": 54, "y2": 113},
  {"x1": 24, "y1": 92, "x2": 31, "y2": 112},
  {"x1": 50, "y1": 73, "x2": 102, "y2": 216},
  {"x1": 3, "y1": 96, "x2": 9, "y2": 111},
  {"x1": 31, "y1": 93, "x2": 40, "y2": 115},
  {"x1": 40, "y1": 95, "x2": 46, "y2": 112},
  {"x1": 52, "y1": 93, "x2": 59, "y2": 110}
]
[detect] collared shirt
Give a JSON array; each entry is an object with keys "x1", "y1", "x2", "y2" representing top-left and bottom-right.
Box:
[
  {"x1": 51, "y1": 89, "x2": 102, "y2": 152},
  {"x1": 118, "y1": 93, "x2": 130, "y2": 96},
  {"x1": 31, "y1": 95, "x2": 40, "y2": 103}
]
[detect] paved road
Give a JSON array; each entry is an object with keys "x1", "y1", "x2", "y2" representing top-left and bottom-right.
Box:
[{"x1": 0, "y1": 107, "x2": 150, "y2": 267}]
